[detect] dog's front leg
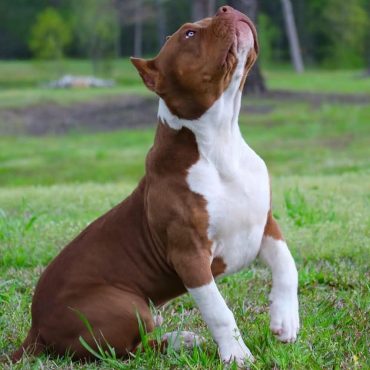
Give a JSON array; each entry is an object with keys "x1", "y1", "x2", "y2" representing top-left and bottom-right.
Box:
[
  {"x1": 188, "y1": 279, "x2": 254, "y2": 365},
  {"x1": 259, "y1": 214, "x2": 300, "y2": 342},
  {"x1": 171, "y1": 252, "x2": 253, "y2": 366}
]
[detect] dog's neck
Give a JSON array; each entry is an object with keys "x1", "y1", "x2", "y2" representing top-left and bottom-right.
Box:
[{"x1": 157, "y1": 49, "x2": 248, "y2": 170}]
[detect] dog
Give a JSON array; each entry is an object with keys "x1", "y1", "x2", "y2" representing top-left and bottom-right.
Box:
[{"x1": 11, "y1": 6, "x2": 299, "y2": 367}]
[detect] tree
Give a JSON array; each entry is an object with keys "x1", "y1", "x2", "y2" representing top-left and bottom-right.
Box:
[
  {"x1": 156, "y1": 0, "x2": 167, "y2": 48},
  {"x1": 0, "y1": 0, "x2": 50, "y2": 59},
  {"x1": 72, "y1": 0, "x2": 119, "y2": 75},
  {"x1": 228, "y1": 0, "x2": 267, "y2": 94},
  {"x1": 29, "y1": 7, "x2": 71, "y2": 60},
  {"x1": 280, "y1": 0, "x2": 304, "y2": 73},
  {"x1": 366, "y1": 0, "x2": 370, "y2": 75},
  {"x1": 114, "y1": 0, "x2": 157, "y2": 57},
  {"x1": 322, "y1": 0, "x2": 368, "y2": 69},
  {"x1": 191, "y1": 0, "x2": 216, "y2": 21},
  {"x1": 134, "y1": 0, "x2": 143, "y2": 57},
  {"x1": 257, "y1": 13, "x2": 281, "y2": 66}
]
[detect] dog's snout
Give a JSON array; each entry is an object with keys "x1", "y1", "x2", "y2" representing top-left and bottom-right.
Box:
[{"x1": 216, "y1": 5, "x2": 234, "y2": 16}]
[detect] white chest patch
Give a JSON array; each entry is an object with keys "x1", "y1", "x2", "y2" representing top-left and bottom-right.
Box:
[
  {"x1": 187, "y1": 140, "x2": 269, "y2": 274},
  {"x1": 158, "y1": 46, "x2": 270, "y2": 275}
]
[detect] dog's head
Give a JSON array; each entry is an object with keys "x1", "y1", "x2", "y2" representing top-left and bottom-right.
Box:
[{"x1": 131, "y1": 5, "x2": 258, "y2": 120}]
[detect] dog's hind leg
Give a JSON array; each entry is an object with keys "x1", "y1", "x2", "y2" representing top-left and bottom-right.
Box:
[
  {"x1": 32, "y1": 287, "x2": 155, "y2": 361},
  {"x1": 11, "y1": 327, "x2": 45, "y2": 363}
]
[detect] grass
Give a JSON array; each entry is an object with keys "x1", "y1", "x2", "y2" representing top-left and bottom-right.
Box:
[
  {"x1": 0, "y1": 59, "x2": 148, "y2": 109},
  {"x1": 0, "y1": 100, "x2": 369, "y2": 186},
  {"x1": 264, "y1": 67, "x2": 370, "y2": 94},
  {"x1": 0, "y1": 59, "x2": 369, "y2": 109},
  {"x1": 1, "y1": 176, "x2": 369, "y2": 369},
  {"x1": 0, "y1": 60, "x2": 369, "y2": 368},
  {"x1": 0, "y1": 59, "x2": 143, "y2": 88}
]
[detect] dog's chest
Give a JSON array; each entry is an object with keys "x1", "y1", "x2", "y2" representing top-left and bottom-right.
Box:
[{"x1": 187, "y1": 140, "x2": 270, "y2": 275}]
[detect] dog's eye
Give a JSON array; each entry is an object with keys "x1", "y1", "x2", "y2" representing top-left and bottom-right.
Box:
[{"x1": 185, "y1": 30, "x2": 196, "y2": 39}]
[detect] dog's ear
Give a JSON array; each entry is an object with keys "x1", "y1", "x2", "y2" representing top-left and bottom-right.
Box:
[
  {"x1": 245, "y1": 47, "x2": 257, "y2": 73},
  {"x1": 244, "y1": 19, "x2": 259, "y2": 75},
  {"x1": 130, "y1": 57, "x2": 159, "y2": 92}
]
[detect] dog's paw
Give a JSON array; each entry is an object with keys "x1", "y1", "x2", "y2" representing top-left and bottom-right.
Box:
[
  {"x1": 270, "y1": 294, "x2": 299, "y2": 343},
  {"x1": 219, "y1": 337, "x2": 254, "y2": 367},
  {"x1": 162, "y1": 331, "x2": 204, "y2": 351}
]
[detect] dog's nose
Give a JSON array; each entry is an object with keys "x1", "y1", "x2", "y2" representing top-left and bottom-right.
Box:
[{"x1": 216, "y1": 5, "x2": 235, "y2": 16}]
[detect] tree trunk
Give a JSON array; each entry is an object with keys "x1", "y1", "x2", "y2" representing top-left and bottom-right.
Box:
[
  {"x1": 134, "y1": 0, "x2": 143, "y2": 57},
  {"x1": 192, "y1": 0, "x2": 215, "y2": 21},
  {"x1": 228, "y1": 0, "x2": 267, "y2": 94},
  {"x1": 156, "y1": 0, "x2": 167, "y2": 48},
  {"x1": 280, "y1": 0, "x2": 304, "y2": 73},
  {"x1": 115, "y1": 5, "x2": 121, "y2": 57},
  {"x1": 207, "y1": 0, "x2": 216, "y2": 16},
  {"x1": 366, "y1": 1, "x2": 370, "y2": 76}
]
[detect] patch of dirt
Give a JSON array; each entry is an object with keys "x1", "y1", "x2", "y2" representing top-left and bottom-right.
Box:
[
  {"x1": 0, "y1": 91, "x2": 368, "y2": 136},
  {"x1": 0, "y1": 95, "x2": 158, "y2": 136}
]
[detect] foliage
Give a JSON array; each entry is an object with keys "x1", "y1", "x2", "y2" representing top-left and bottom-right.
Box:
[
  {"x1": 322, "y1": 0, "x2": 368, "y2": 68},
  {"x1": 0, "y1": 0, "x2": 50, "y2": 58},
  {"x1": 258, "y1": 13, "x2": 281, "y2": 66},
  {"x1": 1, "y1": 0, "x2": 370, "y2": 69},
  {"x1": 28, "y1": 7, "x2": 71, "y2": 60},
  {"x1": 259, "y1": 0, "x2": 369, "y2": 68},
  {"x1": 71, "y1": 0, "x2": 119, "y2": 75}
]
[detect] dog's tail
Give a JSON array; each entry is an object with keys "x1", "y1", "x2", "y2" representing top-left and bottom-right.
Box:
[{"x1": 10, "y1": 327, "x2": 44, "y2": 363}]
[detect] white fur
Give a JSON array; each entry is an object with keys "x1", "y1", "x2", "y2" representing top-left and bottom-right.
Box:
[
  {"x1": 188, "y1": 280, "x2": 253, "y2": 365},
  {"x1": 259, "y1": 237, "x2": 299, "y2": 342}
]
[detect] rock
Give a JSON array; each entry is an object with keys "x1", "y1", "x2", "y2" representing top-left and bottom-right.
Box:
[{"x1": 46, "y1": 75, "x2": 115, "y2": 89}]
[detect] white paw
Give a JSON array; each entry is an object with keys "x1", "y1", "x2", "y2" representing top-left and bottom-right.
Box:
[
  {"x1": 219, "y1": 336, "x2": 254, "y2": 367},
  {"x1": 162, "y1": 331, "x2": 204, "y2": 351},
  {"x1": 270, "y1": 294, "x2": 300, "y2": 343}
]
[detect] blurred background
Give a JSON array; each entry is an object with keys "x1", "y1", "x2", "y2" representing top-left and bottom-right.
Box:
[{"x1": 0, "y1": 0, "x2": 369, "y2": 184}]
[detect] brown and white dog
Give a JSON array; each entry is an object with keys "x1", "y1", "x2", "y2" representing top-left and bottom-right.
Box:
[{"x1": 12, "y1": 6, "x2": 299, "y2": 367}]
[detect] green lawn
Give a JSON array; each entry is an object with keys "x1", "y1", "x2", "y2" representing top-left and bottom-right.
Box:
[
  {"x1": 1, "y1": 174, "x2": 369, "y2": 369},
  {"x1": 0, "y1": 59, "x2": 369, "y2": 109},
  {"x1": 0, "y1": 61, "x2": 369, "y2": 368},
  {"x1": 0, "y1": 59, "x2": 148, "y2": 109},
  {"x1": 264, "y1": 68, "x2": 370, "y2": 94},
  {"x1": 0, "y1": 100, "x2": 369, "y2": 186}
]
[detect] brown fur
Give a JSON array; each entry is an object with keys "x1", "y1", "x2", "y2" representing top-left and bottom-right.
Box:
[
  {"x1": 264, "y1": 210, "x2": 284, "y2": 240},
  {"x1": 131, "y1": 6, "x2": 257, "y2": 120},
  {"x1": 264, "y1": 177, "x2": 284, "y2": 241},
  {"x1": 11, "y1": 6, "x2": 258, "y2": 362}
]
